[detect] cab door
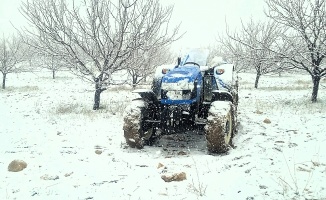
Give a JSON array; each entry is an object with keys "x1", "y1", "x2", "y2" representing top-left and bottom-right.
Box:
[{"x1": 203, "y1": 75, "x2": 217, "y2": 102}]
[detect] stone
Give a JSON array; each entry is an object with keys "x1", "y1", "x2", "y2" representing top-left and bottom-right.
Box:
[
  {"x1": 8, "y1": 160, "x2": 27, "y2": 172},
  {"x1": 95, "y1": 150, "x2": 102, "y2": 155},
  {"x1": 263, "y1": 118, "x2": 271, "y2": 124},
  {"x1": 177, "y1": 151, "x2": 187, "y2": 155},
  {"x1": 40, "y1": 174, "x2": 59, "y2": 180},
  {"x1": 157, "y1": 163, "x2": 164, "y2": 169},
  {"x1": 161, "y1": 172, "x2": 187, "y2": 182}
]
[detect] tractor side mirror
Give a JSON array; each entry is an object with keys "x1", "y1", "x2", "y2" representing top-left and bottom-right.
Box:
[{"x1": 191, "y1": 80, "x2": 198, "y2": 99}]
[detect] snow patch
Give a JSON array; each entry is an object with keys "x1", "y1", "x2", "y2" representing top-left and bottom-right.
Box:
[
  {"x1": 209, "y1": 101, "x2": 232, "y2": 116},
  {"x1": 161, "y1": 78, "x2": 193, "y2": 91},
  {"x1": 1, "y1": 71, "x2": 326, "y2": 200}
]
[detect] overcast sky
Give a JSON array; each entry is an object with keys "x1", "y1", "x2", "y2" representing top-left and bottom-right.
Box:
[
  {"x1": 161, "y1": 0, "x2": 267, "y2": 51},
  {"x1": 0, "y1": 0, "x2": 24, "y2": 34},
  {"x1": 0, "y1": 0, "x2": 267, "y2": 51}
]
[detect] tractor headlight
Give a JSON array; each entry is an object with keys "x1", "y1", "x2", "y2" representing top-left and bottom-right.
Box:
[
  {"x1": 162, "y1": 68, "x2": 170, "y2": 74},
  {"x1": 216, "y1": 68, "x2": 225, "y2": 75}
]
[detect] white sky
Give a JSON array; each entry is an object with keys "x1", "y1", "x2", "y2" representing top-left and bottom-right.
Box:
[
  {"x1": 0, "y1": 0, "x2": 267, "y2": 51},
  {"x1": 0, "y1": 0, "x2": 25, "y2": 35},
  {"x1": 161, "y1": 0, "x2": 267, "y2": 52}
]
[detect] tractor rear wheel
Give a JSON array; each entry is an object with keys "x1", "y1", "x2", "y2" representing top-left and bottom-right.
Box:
[{"x1": 205, "y1": 101, "x2": 234, "y2": 153}]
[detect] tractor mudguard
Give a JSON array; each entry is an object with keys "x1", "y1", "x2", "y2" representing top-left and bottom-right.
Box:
[
  {"x1": 212, "y1": 90, "x2": 233, "y2": 103},
  {"x1": 132, "y1": 89, "x2": 160, "y2": 106}
]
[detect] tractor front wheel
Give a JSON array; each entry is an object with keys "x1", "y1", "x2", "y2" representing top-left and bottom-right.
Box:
[
  {"x1": 205, "y1": 101, "x2": 234, "y2": 153},
  {"x1": 123, "y1": 99, "x2": 158, "y2": 149}
]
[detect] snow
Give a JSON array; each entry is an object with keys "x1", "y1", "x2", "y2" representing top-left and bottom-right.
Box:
[
  {"x1": 167, "y1": 71, "x2": 190, "y2": 78},
  {"x1": 210, "y1": 56, "x2": 226, "y2": 67},
  {"x1": 123, "y1": 99, "x2": 146, "y2": 119},
  {"x1": 132, "y1": 89, "x2": 152, "y2": 94},
  {"x1": 1, "y1": 71, "x2": 326, "y2": 200},
  {"x1": 161, "y1": 79, "x2": 192, "y2": 91},
  {"x1": 207, "y1": 101, "x2": 232, "y2": 118}
]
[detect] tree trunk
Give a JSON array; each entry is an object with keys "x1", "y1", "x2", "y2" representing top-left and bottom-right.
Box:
[
  {"x1": 93, "y1": 88, "x2": 102, "y2": 110},
  {"x1": 52, "y1": 70, "x2": 55, "y2": 79},
  {"x1": 2, "y1": 73, "x2": 6, "y2": 89},
  {"x1": 93, "y1": 77, "x2": 105, "y2": 110},
  {"x1": 311, "y1": 75, "x2": 320, "y2": 102},
  {"x1": 254, "y1": 73, "x2": 261, "y2": 89}
]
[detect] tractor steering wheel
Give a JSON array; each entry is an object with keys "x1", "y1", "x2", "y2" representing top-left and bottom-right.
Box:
[{"x1": 184, "y1": 62, "x2": 200, "y2": 67}]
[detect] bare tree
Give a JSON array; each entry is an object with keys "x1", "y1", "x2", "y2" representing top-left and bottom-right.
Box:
[
  {"x1": 33, "y1": 53, "x2": 67, "y2": 79},
  {"x1": 222, "y1": 19, "x2": 284, "y2": 88},
  {"x1": 211, "y1": 40, "x2": 245, "y2": 71},
  {"x1": 265, "y1": 0, "x2": 326, "y2": 102},
  {"x1": 206, "y1": 45, "x2": 228, "y2": 65},
  {"x1": 127, "y1": 46, "x2": 174, "y2": 88},
  {"x1": 0, "y1": 34, "x2": 28, "y2": 89},
  {"x1": 20, "y1": 0, "x2": 180, "y2": 109}
]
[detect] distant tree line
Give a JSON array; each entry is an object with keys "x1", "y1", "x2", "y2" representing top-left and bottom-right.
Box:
[
  {"x1": 218, "y1": 0, "x2": 326, "y2": 102},
  {"x1": 2, "y1": 0, "x2": 326, "y2": 105}
]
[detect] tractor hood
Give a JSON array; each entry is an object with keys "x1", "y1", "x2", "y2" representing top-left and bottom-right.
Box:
[{"x1": 161, "y1": 66, "x2": 200, "y2": 90}]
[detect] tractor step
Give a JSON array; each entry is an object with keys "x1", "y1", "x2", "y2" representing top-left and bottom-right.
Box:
[
  {"x1": 145, "y1": 119, "x2": 161, "y2": 123},
  {"x1": 195, "y1": 119, "x2": 207, "y2": 125}
]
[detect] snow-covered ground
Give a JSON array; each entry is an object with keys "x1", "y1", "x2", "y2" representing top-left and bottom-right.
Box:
[{"x1": 1, "y1": 71, "x2": 326, "y2": 200}]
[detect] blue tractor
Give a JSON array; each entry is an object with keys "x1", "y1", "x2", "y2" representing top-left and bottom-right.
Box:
[{"x1": 123, "y1": 49, "x2": 238, "y2": 153}]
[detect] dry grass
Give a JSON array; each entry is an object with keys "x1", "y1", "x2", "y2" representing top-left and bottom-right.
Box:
[
  {"x1": 39, "y1": 76, "x2": 73, "y2": 80},
  {"x1": 1, "y1": 86, "x2": 39, "y2": 92},
  {"x1": 102, "y1": 99, "x2": 128, "y2": 115},
  {"x1": 107, "y1": 85, "x2": 132, "y2": 92},
  {"x1": 277, "y1": 153, "x2": 326, "y2": 199},
  {"x1": 54, "y1": 102, "x2": 100, "y2": 119},
  {"x1": 257, "y1": 85, "x2": 311, "y2": 91},
  {"x1": 295, "y1": 80, "x2": 311, "y2": 85},
  {"x1": 321, "y1": 78, "x2": 326, "y2": 82},
  {"x1": 107, "y1": 84, "x2": 151, "y2": 92},
  {"x1": 187, "y1": 158, "x2": 207, "y2": 197},
  {"x1": 238, "y1": 80, "x2": 253, "y2": 86},
  {"x1": 254, "y1": 98, "x2": 326, "y2": 115},
  {"x1": 55, "y1": 103, "x2": 81, "y2": 114},
  {"x1": 239, "y1": 74, "x2": 313, "y2": 91},
  {"x1": 53, "y1": 99, "x2": 127, "y2": 117},
  {"x1": 240, "y1": 85, "x2": 311, "y2": 90}
]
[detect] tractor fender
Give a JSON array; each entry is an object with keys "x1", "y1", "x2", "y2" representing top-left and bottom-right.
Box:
[
  {"x1": 212, "y1": 90, "x2": 234, "y2": 103},
  {"x1": 132, "y1": 89, "x2": 160, "y2": 107}
]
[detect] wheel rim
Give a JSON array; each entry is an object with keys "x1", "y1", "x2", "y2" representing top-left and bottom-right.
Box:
[
  {"x1": 224, "y1": 112, "x2": 232, "y2": 144},
  {"x1": 142, "y1": 111, "x2": 156, "y2": 140},
  {"x1": 143, "y1": 127, "x2": 155, "y2": 140}
]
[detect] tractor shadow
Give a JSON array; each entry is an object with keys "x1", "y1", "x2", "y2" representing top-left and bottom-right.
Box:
[
  {"x1": 152, "y1": 129, "x2": 209, "y2": 156},
  {"x1": 122, "y1": 128, "x2": 232, "y2": 157}
]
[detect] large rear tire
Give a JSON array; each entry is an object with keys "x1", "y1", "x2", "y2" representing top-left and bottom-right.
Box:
[
  {"x1": 123, "y1": 99, "x2": 157, "y2": 149},
  {"x1": 205, "y1": 101, "x2": 234, "y2": 153}
]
